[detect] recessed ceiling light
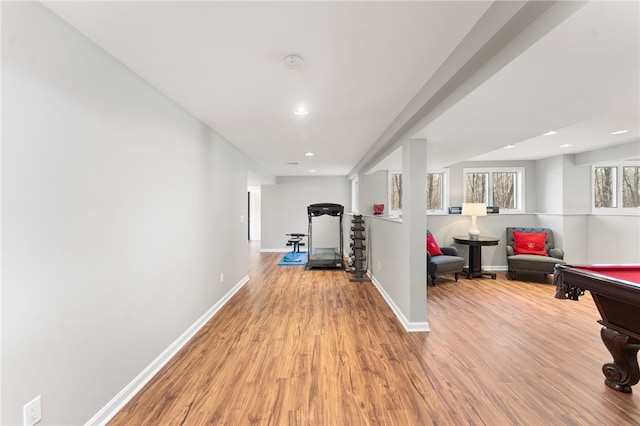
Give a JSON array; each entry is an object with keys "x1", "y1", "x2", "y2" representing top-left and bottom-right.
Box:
[
  {"x1": 309, "y1": 169, "x2": 317, "y2": 173},
  {"x1": 611, "y1": 129, "x2": 629, "y2": 135},
  {"x1": 559, "y1": 143, "x2": 572, "y2": 148},
  {"x1": 284, "y1": 54, "x2": 304, "y2": 70},
  {"x1": 305, "y1": 152, "x2": 314, "y2": 157},
  {"x1": 293, "y1": 107, "x2": 309, "y2": 116},
  {"x1": 504, "y1": 145, "x2": 516, "y2": 149},
  {"x1": 542, "y1": 130, "x2": 558, "y2": 136}
]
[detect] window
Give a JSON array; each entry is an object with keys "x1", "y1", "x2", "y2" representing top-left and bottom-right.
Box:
[
  {"x1": 593, "y1": 163, "x2": 640, "y2": 212},
  {"x1": 426, "y1": 170, "x2": 448, "y2": 213},
  {"x1": 622, "y1": 166, "x2": 640, "y2": 208},
  {"x1": 492, "y1": 171, "x2": 517, "y2": 209},
  {"x1": 389, "y1": 171, "x2": 402, "y2": 216},
  {"x1": 463, "y1": 167, "x2": 524, "y2": 213},
  {"x1": 594, "y1": 166, "x2": 617, "y2": 208},
  {"x1": 465, "y1": 172, "x2": 488, "y2": 203},
  {"x1": 387, "y1": 170, "x2": 449, "y2": 216}
]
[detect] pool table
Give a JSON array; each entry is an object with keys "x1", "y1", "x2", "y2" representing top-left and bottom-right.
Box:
[{"x1": 554, "y1": 264, "x2": 640, "y2": 393}]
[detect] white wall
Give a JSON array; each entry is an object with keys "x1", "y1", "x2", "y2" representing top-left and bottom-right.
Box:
[
  {"x1": 427, "y1": 151, "x2": 640, "y2": 267},
  {"x1": 1, "y1": 3, "x2": 267, "y2": 424},
  {"x1": 260, "y1": 176, "x2": 350, "y2": 250},
  {"x1": 248, "y1": 187, "x2": 261, "y2": 240},
  {"x1": 358, "y1": 170, "x2": 387, "y2": 216},
  {"x1": 365, "y1": 217, "x2": 410, "y2": 314},
  {"x1": 559, "y1": 214, "x2": 590, "y2": 264},
  {"x1": 561, "y1": 155, "x2": 591, "y2": 214},
  {"x1": 536, "y1": 156, "x2": 564, "y2": 214},
  {"x1": 588, "y1": 215, "x2": 640, "y2": 264}
]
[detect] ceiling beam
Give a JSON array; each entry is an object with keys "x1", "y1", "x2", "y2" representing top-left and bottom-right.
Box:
[{"x1": 348, "y1": 0, "x2": 587, "y2": 179}]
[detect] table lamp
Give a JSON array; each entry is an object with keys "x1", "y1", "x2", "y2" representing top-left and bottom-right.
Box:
[{"x1": 462, "y1": 202, "x2": 486, "y2": 239}]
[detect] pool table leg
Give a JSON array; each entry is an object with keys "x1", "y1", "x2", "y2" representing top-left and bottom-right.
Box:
[{"x1": 600, "y1": 327, "x2": 640, "y2": 393}]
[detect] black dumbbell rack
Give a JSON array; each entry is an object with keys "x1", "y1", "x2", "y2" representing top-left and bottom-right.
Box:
[{"x1": 349, "y1": 215, "x2": 370, "y2": 282}]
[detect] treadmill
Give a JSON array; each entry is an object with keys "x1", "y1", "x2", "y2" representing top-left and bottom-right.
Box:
[{"x1": 305, "y1": 203, "x2": 345, "y2": 270}]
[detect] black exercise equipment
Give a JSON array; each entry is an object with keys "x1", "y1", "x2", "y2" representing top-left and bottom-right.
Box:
[
  {"x1": 282, "y1": 233, "x2": 306, "y2": 262},
  {"x1": 305, "y1": 203, "x2": 345, "y2": 270},
  {"x1": 348, "y1": 215, "x2": 370, "y2": 281}
]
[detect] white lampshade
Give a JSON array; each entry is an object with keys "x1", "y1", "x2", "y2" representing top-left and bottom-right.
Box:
[
  {"x1": 461, "y1": 203, "x2": 486, "y2": 239},
  {"x1": 462, "y1": 203, "x2": 487, "y2": 217}
]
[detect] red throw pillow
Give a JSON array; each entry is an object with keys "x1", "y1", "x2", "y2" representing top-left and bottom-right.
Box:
[
  {"x1": 426, "y1": 234, "x2": 443, "y2": 256},
  {"x1": 513, "y1": 231, "x2": 548, "y2": 256}
]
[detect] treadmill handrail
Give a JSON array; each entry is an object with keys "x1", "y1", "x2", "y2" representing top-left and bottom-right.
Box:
[{"x1": 307, "y1": 203, "x2": 344, "y2": 217}]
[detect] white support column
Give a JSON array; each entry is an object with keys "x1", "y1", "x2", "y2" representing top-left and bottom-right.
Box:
[{"x1": 402, "y1": 138, "x2": 428, "y2": 327}]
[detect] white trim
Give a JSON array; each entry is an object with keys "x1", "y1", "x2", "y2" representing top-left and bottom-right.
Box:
[
  {"x1": 259, "y1": 248, "x2": 293, "y2": 253},
  {"x1": 85, "y1": 275, "x2": 250, "y2": 426},
  {"x1": 426, "y1": 169, "x2": 449, "y2": 214},
  {"x1": 388, "y1": 170, "x2": 403, "y2": 217},
  {"x1": 483, "y1": 266, "x2": 508, "y2": 271},
  {"x1": 368, "y1": 272, "x2": 430, "y2": 333},
  {"x1": 591, "y1": 163, "x2": 640, "y2": 215},
  {"x1": 0, "y1": 3, "x2": 3, "y2": 420}
]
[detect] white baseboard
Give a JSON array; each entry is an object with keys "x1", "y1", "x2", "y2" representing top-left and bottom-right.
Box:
[
  {"x1": 85, "y1": 275, "x2": 250, "y2": 426},
  {"x1": 368, "y1": 272, "x2": 430, "y2": 333},
  {"x1": 485, "y1": 266, "x2": 508, "y2": 271},
  {"x1": 260, "y1": 248, "x2": 290, "y2": 252}
]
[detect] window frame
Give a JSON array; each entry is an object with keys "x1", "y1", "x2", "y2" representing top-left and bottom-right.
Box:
[
  {"x1": 386, "y1": 169, "x2": 451, "y2": 217},
  {"x1": 426, "y1": 169, "x2": 449, "y2": 214},
  {"x1": 463, "y1": 167, "x2": 525, "y2": 214},
  {"x1": 592, "y1": 162, "x2": 640, "y2": 215},
  {"x1": 388, "y1": 170, "x2": 403, "y2": 217}
]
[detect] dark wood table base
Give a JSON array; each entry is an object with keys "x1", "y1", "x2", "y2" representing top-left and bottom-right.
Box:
[
  {"x1": 453, "y1": 235, "x2": 499, "y2": 280},
  {"x1": 463, "y1": 269, "x2": 497, "y2": 279},
  {"x1": 601, "y1": 327, "x2": 640, "y2": 393}
]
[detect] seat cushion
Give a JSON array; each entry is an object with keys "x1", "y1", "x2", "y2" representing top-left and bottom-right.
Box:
[
  {"x1": 507, "y1": 254, "x2": 566, "y2": 273},
  {"x1": 429, "y1": 255, "x2": 465, "y2": 274}
]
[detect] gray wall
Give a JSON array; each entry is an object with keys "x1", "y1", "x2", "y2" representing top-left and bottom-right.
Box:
[
  {"x1": 377, "y1": 151, "x2": 639, "y2": 273},
  {"x1": 426, "y1": 214, "x2": 537, "y2": 270},
  {"x1": 365, "y1": 217, "x2": 410, "y2": 314},
  {"x1": 535, "y1": 156, "x2": 564, "y2": 214},
  {"x1": 260, "y1": 176, "x2": 350, "y2": 250},
  {"x1": 1, "y1": 3, "x2": 266, "y2": 424},
  {"x1": 427, "y1": 211, "x2": 640, "y2": 267},
  {"x1": 358, "y1": 170, "x2": 388, "y2": 216},
  {"x1": 588, "y1": 215, "x2": 640, "y2": 264}
]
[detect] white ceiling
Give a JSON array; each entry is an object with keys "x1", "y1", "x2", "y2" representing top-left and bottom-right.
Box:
[{"x1": 43, "y1": 1, "x2": 639, "y2": 179}]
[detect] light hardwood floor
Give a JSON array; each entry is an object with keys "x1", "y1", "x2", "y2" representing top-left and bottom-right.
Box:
[{"x1": 109, "y1": 244, "x2": 640, "y2": 425}]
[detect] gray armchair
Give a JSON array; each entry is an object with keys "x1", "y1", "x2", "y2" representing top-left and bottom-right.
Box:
[
  {"x1": 427, "y1": 230, "x2": 465, "y2": 285},
  {"x1": 506, "y1": 227, "x2": 566, "y2": 280}
]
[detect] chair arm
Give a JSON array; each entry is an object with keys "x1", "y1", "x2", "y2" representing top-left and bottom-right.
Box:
[
  {"x1": 548, "y1": 248, "x2": 564, "y2": 259},
  {"x1": 440, "y1": 246, "x2": 459, "y2": 256},
  {"x1": 506, "y1": 246, "x2": 515, "y2": 256}
]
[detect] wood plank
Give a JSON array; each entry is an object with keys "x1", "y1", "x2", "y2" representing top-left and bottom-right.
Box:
[{"x1": 109, "y1": 245, "x2": 640, "y2": 425}]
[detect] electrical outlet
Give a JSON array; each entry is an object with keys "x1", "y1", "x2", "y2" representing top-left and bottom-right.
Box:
[
  {"x1": 377, "y1": 261, "x2": 381, "y2": 270},
  {"x1": 23, "y1": 395, "x2": 42, "y2": 426},
  {"x1": 220, "y1": 272, "x2": 224, "y2": 283}
]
